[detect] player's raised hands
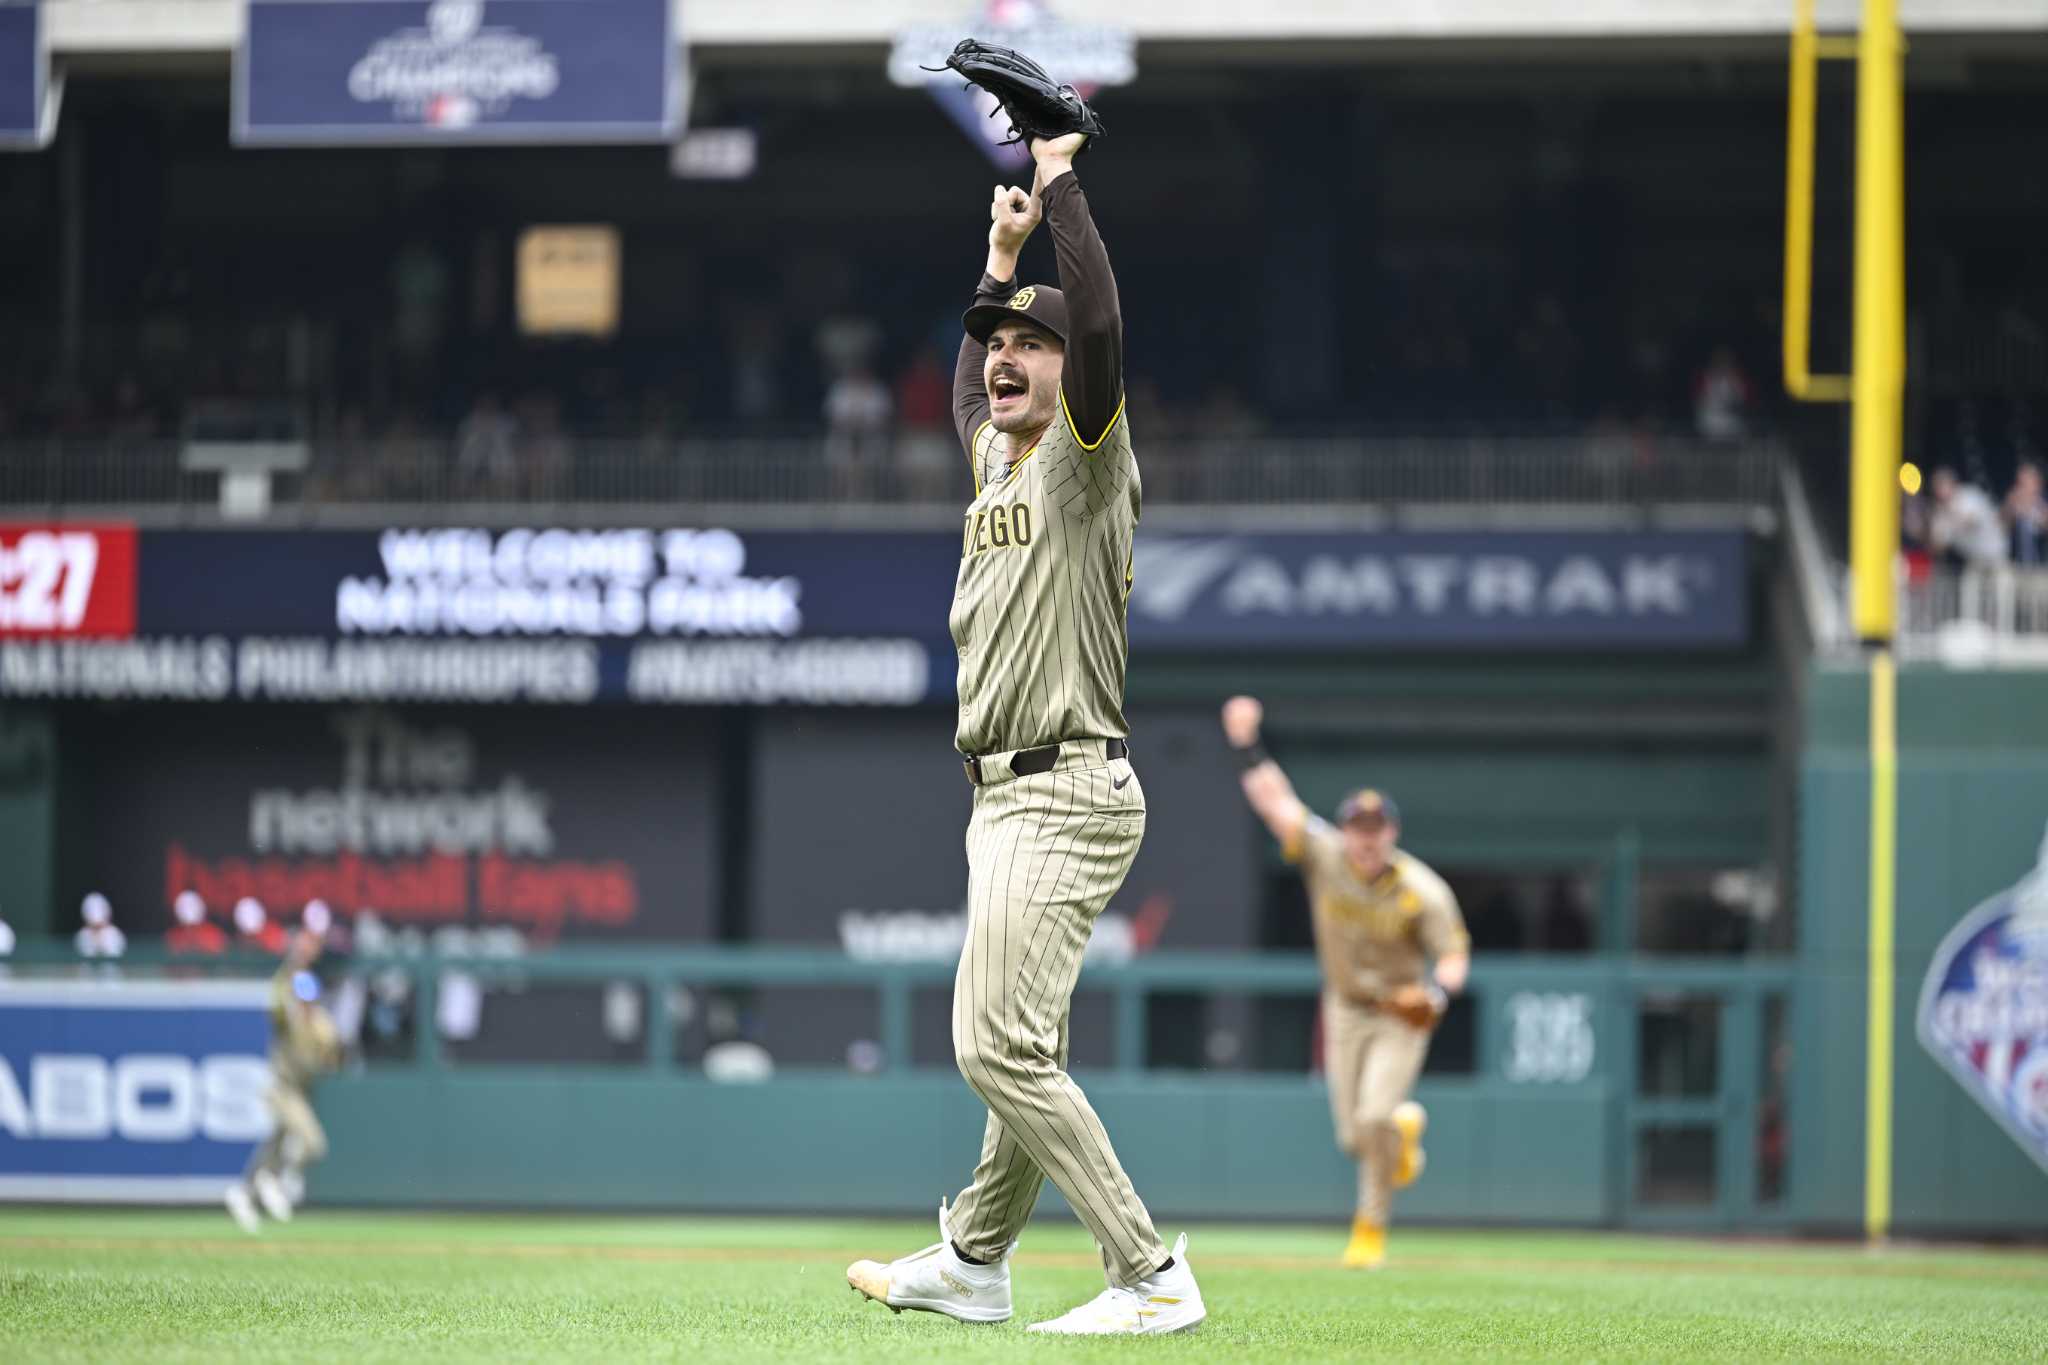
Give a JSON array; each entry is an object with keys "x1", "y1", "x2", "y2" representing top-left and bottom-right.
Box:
[
  {"x1": 1221, "y1": 695, "x2": 1263, "y2": 749},
  {"x1": 989, "y1": 177, "x2": 1043, "y2": 253},
  {"x1": 1030, "y1": 132, "x2": 1087, "y2": 168}
]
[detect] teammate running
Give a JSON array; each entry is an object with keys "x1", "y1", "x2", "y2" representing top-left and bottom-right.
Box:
[
  {"x1": 846, "y1": 131, "x2": 1205, "y2": 1335},
  {"x1": 1221, "y1": 695, "x2": 1471, "y2": 1269},
  {"x1": 225, "y1": 927, "x2": 339, "y2": 1234}
]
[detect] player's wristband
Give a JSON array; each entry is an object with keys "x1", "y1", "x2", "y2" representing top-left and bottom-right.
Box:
[{"x1": 1233, "y1": 741, "x2": 1271, "y2": 771}]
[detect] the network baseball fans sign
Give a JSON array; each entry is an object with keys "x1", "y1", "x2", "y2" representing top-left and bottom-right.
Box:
[
  {"x1": 76, "y1": 704, "x2": 720, "y2": 941},
  {"x1": 235, "y1": 0, "x2": 681, "y2": 145}
]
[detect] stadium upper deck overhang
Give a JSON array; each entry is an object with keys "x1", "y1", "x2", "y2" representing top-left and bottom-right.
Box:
[{"x1": 45, "y1": 0, "x2": 2048, "y2": 69}]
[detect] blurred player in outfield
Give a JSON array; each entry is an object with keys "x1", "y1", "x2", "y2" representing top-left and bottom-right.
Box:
[
  {"x1": 225, "y1": 925, "x2": 341, "y2": 1234},
  {"x1": 1222, "y1": 696, "x2": 1470, "y2": 1269}
]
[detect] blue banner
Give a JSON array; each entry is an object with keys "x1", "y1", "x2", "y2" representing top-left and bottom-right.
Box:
[
  {"x1": 0, "y1": 526, "x2": 960, "y2": 705},
  {"x1": 0, "y1": 981, "x2": 272, "y2": 1201},
  {"x1": 0, "y1": 525, "x2": 1752, "y2": 705},
  {"x1": 236, "y1": 0, "x2": 679, "y2": 146},
  {"x1": 1127, "y1": 530, "x2": 1748, "y2": 649},
  {"x1": 0, "y1": 3, "x2": 57, "y2": 150}
]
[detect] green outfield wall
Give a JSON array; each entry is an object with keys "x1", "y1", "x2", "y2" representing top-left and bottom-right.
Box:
[{"x1": 1795, "y1": 664, "x2": 2048, "y2": 1232}]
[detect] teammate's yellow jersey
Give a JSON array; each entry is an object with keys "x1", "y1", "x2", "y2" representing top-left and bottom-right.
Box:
[
  {"x1": 268, "y1": 967, "x2": 337, "y2": 1089},
  {"x1": 1285, "y1": 817, "x2": 1470, "y2": 1004},
  {"x1": 950, "y1": 402, "x2": 1138, "y2": 756}
]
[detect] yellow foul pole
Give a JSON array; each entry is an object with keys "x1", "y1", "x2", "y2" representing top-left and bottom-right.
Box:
[
  {"x1": 1782, "y1": 0, "x2": 1904, "y2": 1243},
  {"x1": 1851, "y1": 0, "x2": 1904, "y2": 1244}
]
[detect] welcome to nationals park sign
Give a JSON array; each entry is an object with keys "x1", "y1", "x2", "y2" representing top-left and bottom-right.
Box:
[
  {"x1": 0, "y1": 522, "x2": 1751, "y2": 706},
  {"x1": 0, "y1": 524, "x2": 952, "y2": 706}
]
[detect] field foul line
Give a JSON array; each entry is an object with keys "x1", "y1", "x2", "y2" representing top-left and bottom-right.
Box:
[{"x1": 4, "y1": 1235, "x2": 2043, "y2": 1282}]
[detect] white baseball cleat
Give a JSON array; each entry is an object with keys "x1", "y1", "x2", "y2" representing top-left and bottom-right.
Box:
[
  {"x1": 846, "y1": 1200, "x2": 1013, "y2": 1324},
  {"x1": 1026, "y1": 1233, "x2": 1206, "y2": 1335},
  {"x1": 224, "y1": 1184, "x2": 262, "y2": 1236},
  {"x1": 252, "y1": 1170, "x2": 293, "y2": 1222}
]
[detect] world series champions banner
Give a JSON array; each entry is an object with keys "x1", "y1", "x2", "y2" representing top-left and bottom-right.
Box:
[
  {"x1": 235, "y1": 0, "x2": 681, "y2": 146},
  {"x1": 0, "y1": 1, "x2": 62, "y2": 151},
  {"x1": 1918, "y1": 825, "x2": 2048, "y2": 1175}
]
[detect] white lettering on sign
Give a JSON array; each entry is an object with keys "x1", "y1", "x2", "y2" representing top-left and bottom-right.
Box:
[
  {"x1": 626, "y1": 639, "x2": 928, "y2": 705},
  {"x1": 1129, "y1": 540, "x2": 1719, "y2": 624},
  {"x1": 0, "y1": 532, "x2": 100, "y2": 631},
  {"x1": 1503, "y1": 991, "x2": 1596, "y2": 1084},
  {"x1": 840, "y1": 909, "x2": 1138, "y2": 966},
  {"x1": 0, "y1": 1055, "x2": 271, "y2": 1141},
  {"x1": 341, "y1": 527, "x2": 801, "y2": 639},
  {"x1": 112, "y1": 1055, "x2": 197, "y2": 1142}
]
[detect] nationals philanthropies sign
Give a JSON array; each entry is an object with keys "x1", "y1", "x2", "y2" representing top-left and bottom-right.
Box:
[{"x1": 73, "y1": 706, "x2": 719, "y2": 942}]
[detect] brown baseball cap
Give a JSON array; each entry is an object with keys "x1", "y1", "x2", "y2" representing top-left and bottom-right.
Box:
[
  {"x1": 964, "y1": 284, "x2": 1069, "y2": 346},
  {"x1": 1337, "y1": 788, "x2": 1401, "y2": 829}
]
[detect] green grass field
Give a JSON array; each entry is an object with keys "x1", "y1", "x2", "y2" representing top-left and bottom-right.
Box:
[{"x1": 3, "y1": 1209, "x2": 2045, "y2": 1362}]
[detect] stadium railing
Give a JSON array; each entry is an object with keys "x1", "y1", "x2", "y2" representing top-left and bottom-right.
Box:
[
  {"x1": 1821, "y1": 563, "x2": 2048, "y2": 665},
  {"x1": 0, "y1": 435, "x2": 1784, "y2": 516},
  {"x1": 2, "y1": 942, "x2": 1794, "y2": 1079}
]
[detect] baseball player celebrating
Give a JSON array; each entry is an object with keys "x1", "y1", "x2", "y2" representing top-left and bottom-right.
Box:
[
  {"x1": 1222, "y1": 696, "x2": 1471, "y2": 1269},
  {"x1": 845, "y1": 117, "x2": 1204, "y2": 1334},
  {"x1": 225, "y1": 927, "x2": 340, "y2": 1234}
]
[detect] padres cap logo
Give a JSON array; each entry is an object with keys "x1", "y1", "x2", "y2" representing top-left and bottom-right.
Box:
[{"x1": 1008, "y1": 287, "x2": 1038, "y2": 311}]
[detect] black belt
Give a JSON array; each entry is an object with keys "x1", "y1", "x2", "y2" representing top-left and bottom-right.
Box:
[{"x1": 965, "y1": 738, "x2": 1128, "y2": 786}]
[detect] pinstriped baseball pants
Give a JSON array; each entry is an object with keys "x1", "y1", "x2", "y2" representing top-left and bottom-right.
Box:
[{"x1": 947, "y1": 747, "x2": 1169, "y2": 1285}]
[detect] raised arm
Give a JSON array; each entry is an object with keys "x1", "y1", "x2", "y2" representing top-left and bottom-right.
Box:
[
  {"x1": 955, "y1": 175, "x2": 1044, "y2": 459},
  {"x1": 1221, "y1": 696, "x2": 1309, "y2": 853},
  {"x1": 1034, "y1": 136, "x2": 1123, "y2": 449}
]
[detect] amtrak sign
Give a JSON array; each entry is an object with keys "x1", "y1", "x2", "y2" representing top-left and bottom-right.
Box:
[
  {"x1": 1127, "y1": 530, "x2": 1748, "y2": 649},
  {"x1": 1918, "y1": 826, "x2": 2048, "y2": 1176}
]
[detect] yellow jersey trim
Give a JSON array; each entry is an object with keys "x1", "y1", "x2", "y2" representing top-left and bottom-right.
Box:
[
  {"x1": 968, "y1": 419, "x2": 993, "y2": 495},
  {"x1": 1058, "y1": 385, "x2": 1126, "y2": 454}
]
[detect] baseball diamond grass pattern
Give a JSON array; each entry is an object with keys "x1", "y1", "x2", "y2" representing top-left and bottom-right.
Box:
[{"x1": 2, "y1": 1211, "x2": 2045, "y2": 1362}]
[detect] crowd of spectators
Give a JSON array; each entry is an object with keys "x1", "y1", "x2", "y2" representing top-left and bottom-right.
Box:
[
  {"x1": 1903, "y1": 389, "x2": 2048, "y2": 577},
  {"x1": 0, "y1": 307, "x2": 1792, "y2": 507},
  {"x1": 1905, "y1": 461, "x2": 2048, "y2": 571}
]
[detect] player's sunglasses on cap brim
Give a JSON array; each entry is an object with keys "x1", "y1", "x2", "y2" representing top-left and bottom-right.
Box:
[
  {"x1": 1337, "y1": 789, "x2": 1400, "y2": 829},
  {"x1": 964, "y1": 284, "x2": 1069, "y2": 346}
]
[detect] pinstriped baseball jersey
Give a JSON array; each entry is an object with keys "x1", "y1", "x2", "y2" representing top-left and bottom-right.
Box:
[
  {"x1": 949, "y1": 401, "x2": 1139, "y2": 756},
  {"x1": 1285, "y1": 818, "x2": 1470, "y2": 1003}
]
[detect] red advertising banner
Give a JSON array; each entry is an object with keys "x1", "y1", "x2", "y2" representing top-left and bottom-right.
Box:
[
  {"x1": 0, "y1": 524, "x2": 139, "y2": 638},
  {"x1": 65, "y1": 704, "x2": 720, "y2": 945}
]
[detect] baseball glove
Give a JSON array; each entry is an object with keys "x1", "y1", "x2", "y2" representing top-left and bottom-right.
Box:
[
  {"x1": 1385, "y1": 983, "x2": 1448, "y2": 1030},
  {"x1": 932, "y1": 39, "x2": 1104, "y2": 152}
]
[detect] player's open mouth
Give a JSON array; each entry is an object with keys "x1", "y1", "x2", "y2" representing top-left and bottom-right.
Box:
[{"x1": 991, "y1": 374, "x2": 1027, "y2": 405}]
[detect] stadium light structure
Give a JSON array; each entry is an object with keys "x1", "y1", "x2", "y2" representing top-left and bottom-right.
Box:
[{"x1": 1782, "y1": 0, "x2": 1905, "y2": 1245}]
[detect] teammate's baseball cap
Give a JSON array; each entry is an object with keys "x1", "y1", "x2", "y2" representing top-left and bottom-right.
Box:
[
  {"x1": 963, "y1": 284, "x2": 1069, "y2": 347},
  {"x1": 1336, "y1": 788, "x2": 1401, "y2": 830}
]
